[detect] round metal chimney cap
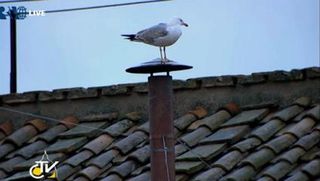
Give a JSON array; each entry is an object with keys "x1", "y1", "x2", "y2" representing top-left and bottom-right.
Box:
[{"x1": 126, "y1": 58, "x2": 193, "y2": 74}]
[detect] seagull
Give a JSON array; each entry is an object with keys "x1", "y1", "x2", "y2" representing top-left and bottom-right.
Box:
[{"x1": 122, "y1": 18, "x2": 188, "y2": 63}]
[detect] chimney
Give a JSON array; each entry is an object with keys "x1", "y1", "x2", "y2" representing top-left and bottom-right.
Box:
[{"x1": 126, "y1": 59, "x2": 192, "y2": 181}]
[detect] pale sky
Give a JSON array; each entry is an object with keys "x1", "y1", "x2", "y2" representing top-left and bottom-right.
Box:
[{"x1": 0, "y1": 0, "x2": 319, "y2": 94}]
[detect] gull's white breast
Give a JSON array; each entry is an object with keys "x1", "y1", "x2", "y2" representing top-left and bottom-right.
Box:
[{"x1": 153, "y1": 26, "x2": 182, "y2": 47}]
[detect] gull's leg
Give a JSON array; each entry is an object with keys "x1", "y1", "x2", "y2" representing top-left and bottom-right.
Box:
[
  {"x1": 159, "y1": 47, "x2": 164, "y2": 63},
  {"x1": 164, "y1": 46, "x2": 168, "y2": 63}
]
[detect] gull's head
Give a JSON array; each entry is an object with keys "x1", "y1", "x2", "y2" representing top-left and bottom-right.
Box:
[{"x1": 169, "y1": 18, "x2": 188, "y2": 27}]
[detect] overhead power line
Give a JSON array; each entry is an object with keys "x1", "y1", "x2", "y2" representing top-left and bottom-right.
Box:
[
  {"x1": 0, "y1": 0, "x2": 45, "y2": 4},
  {"x1": 0, "y1": 0, "x2": 172, "y2": 13},
  {"x1": 45, "y1": 0, "x2": 172, "y2": 14}
]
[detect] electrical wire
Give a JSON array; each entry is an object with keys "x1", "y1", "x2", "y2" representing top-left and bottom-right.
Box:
[
  {"x1": 0, "y1": 106, "x2": 107, "y2": 132},
  {"x1": 162, "y1": 136, "x2": 171, "y2": 181},
  {"x1": 0, "y1": 0, "x2": 45, "y2": 4},
  {"x1": 45, "y1": 0, "x2": 172, "y2": 14},
  {"x1": 1, "y1": 0, "x2": 172, "y2": 14}
]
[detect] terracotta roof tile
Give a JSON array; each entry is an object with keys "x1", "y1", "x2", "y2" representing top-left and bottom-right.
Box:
[
  {"x1": 0, "y1": 121, "x2": 13, "y2": 137},
  {"x1": 195, "y1": 110, "x2": 231, "y2": 131},
  {"x1": 283, "y1": 117, "x2": 315, "y2": 138},
  {"x1": 59, "y1": 115, "x2": 79, "y2": 129},
  {"x1": 285, "y1": 171, "x2": 310, "y2": 181},
  {"x1": 256, "y1": 177, "x2": 274, "y2": 181},
  {"x1": 124, "y1": 112, "x2": 142, "y2": 122},
  {"x1": 222, "y1": 102, "x2": 241, "y2": 116},
  {"x1": 260, "y1": 111, "x2": 276, "y2": 124},
  {"x1": 192, "y1": 167, "x2": 226, "y2": 181},
  {"x1": 4, "y1": 125, "x2": 38, "y2": 147},
  {"x1": 188, "y1": 106, "x2": 208, "y2": 119},
  {"x1": 25, "y1": 119, "x2": 47, "y2": 132},
  {"x1": 221, "y1": 165, "x2": 256, "y2": 181},
  {"x1": 300, "y1": 146, "x2": 320, "y2": 161},
  {"x1": 128, "y1": 145, "x2": 150, "y2": 164},
  {"x1": 294, "y1": 97, "x2": 312, "y2": 107},
  {"x1": 59, "y1": 121, "x2": 109, "y2": 138},
  {"x1": 177, "y1": 143, "x2": 226, "y2": 161},
  {"x1": 271, "y1": 105, "x2": 304, "y2": 122},
  {"x1": 241, "y1": 148, "x2": 276, "y2": 170},
  {"x1": 113, "y1": 131, "x2": 148, "y2": 154},
  {"x1": 250, "y1": 118, "x2": 285, "y2": 142},
  {"x1": 36, "y1": 124, "x2": 68, "y2": 142},
  {"x1": 294, "y1": 130, "x2": 320, "y2": 151},
  {"x1": 14, "y1": 140, "x2": 47, "y2": 159},
  {"x1": 0, "y1": 143, "x2": 15, "y2": 159},
  {"x1": 128, "y1": 171, "x2": 150, "y2": 181},
  {"x1": 0, "y1": 156, "x2": 25, "y2": 173},
  {"x1": 201, "y1": 125, "x2": 250, "y2": 144},
  {"x1": 103, "y1": 119, "x2": 134, "y2": 137},
  {"x1": 175, "y1": 143, "x2": 188, "y2": 156},
  {"x1": 221, "y1": 108, "x2": 269, "y2": 127},
  {"x1": 260, "y1": 161, "x2": 295, "y2": 180},
  {"x1": 46, "y1": 137, "x2": 88, "y2": 153},
  {"x1": 263, "y1": 134, "x2": 297, "y2": 154},
  {"x1": 56, "y1": 164, "x2": 81, "y2": 180},
  {"x1": 273, "y1": 147, "x2": 305, "y2": 164},
  {"x1": 136, "y1": 121, "x2": 149, "y2": 133},
  {"x1": 213, "y1": 150, "x2": 243, "y2": 171},
  {"x1": 75, "y1": 165, "x2": 102, "y2": 180},
  {"x1": 64, "y1": 150, "x2": 94, "y2": 167},
  {"x1": 174, "y1": 113, "x2": 197, "y2": 131},
  {"x1": 3, "y1": 171, "x2": 31, "y2": 180},
  {"x1": 304, "y1": 104, "x2": 320, "y2": 120},
  {"x1": 301, "y1": 159, "x2": 320, "y2": 177},
  {"x1": 95, "y1": 163, "x2": 113, "y2": 180},
  {"x1": 175, "y1": 161, "x2": 205, "y2": 174},
  {"x1": 231, "y1": 137, "x2": 262, "y2": 153},
  {"x1": 87, "y1": 149, "x2": 119, "y2": 168},
  {"x1": 180, "y1": 127, "x2": 211, "y2": 147},
  {"x1": 130, "y1": 165, "x2": 148, "y2": 177},
  {"x1": 82, "y1": 134, "x2": 113, "y2": 155},
  {"x1": 175, "y1": 174, "x2": 187, "y2": 181},
  {"x1": 275, "y1": 122, "x2": 295, "y2": 136},
  {"x1": 73, "y1": 176, "x2": 90, "y2": 181},
  {"x1": 100, "y1": 174, "x2": 122, "y2": 181},
  {"x1": 109, "y1": 160, "x2": 137, "y2": 178}
]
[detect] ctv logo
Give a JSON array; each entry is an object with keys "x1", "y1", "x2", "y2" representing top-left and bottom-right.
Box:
[
  {"x1": 29, "y1": 151, "x2": 59, "y2": 179},
  {"x1": 0, "y1": 6, "x2": 45, "y2": 20}
]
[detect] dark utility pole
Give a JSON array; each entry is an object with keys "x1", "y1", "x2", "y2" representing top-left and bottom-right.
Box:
[
  {"x1": 9, "y1": 9, "x2": 17, "y2": 93},
  {"x1": 126, "y1": 59, "x2": 192, "y2": 181}
]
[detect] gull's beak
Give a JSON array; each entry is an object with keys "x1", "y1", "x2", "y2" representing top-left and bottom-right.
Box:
[{"x1": 182, "y1": 22, "x2": 189, "y2": 27}]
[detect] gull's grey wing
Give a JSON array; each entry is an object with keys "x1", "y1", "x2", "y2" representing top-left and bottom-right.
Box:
[{"x1": 136, "y1": 23, "x2": 168, "y2": 44}]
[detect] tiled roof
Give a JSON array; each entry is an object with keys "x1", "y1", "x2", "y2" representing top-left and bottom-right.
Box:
[{"x1": 0, "y1": 67, "x2": 319, "y2": 181}]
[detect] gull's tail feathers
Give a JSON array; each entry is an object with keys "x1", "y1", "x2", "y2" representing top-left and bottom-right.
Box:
[{"x1": 121, "y1": 34, "x2": 139, "y2": 41}]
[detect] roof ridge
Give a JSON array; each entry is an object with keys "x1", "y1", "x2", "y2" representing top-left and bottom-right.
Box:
[{"x1": 0, "y1": 67, "x2": 319, "y2": 105}]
